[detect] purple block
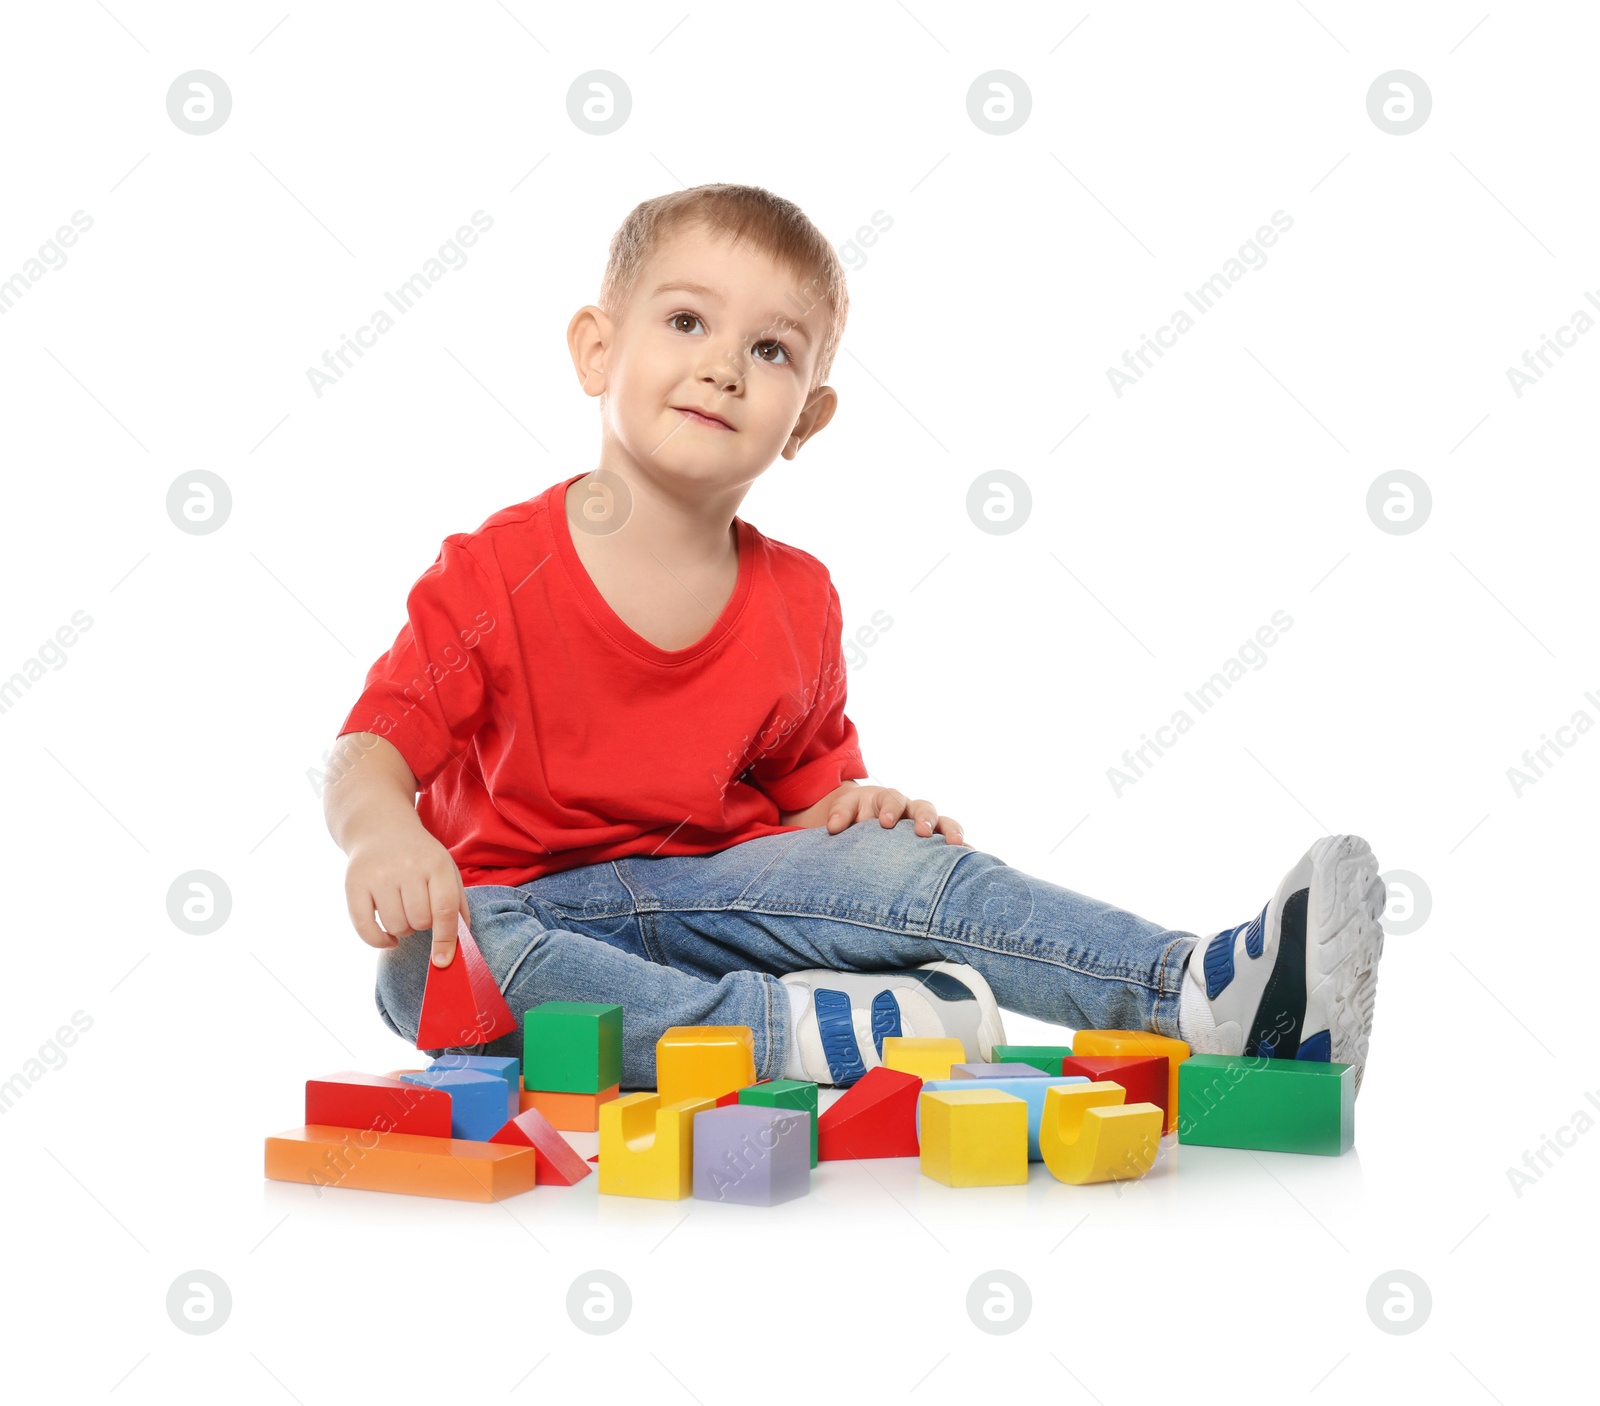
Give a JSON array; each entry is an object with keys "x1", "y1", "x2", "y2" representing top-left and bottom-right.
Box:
[
  {"x1": 692, "y1": 1106, "x2": 811, "y2": 1206},
  {"x1": 952, "y1": 1062, "x2": 1051, "y2": 1079}
]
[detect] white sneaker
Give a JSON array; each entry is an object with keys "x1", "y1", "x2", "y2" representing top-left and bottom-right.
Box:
[{"x1": 779, "y1": 960, "x2": 1008, "y2": 1087}]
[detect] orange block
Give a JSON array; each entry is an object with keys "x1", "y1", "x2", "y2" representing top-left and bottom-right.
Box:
[
  {"x1": 1068, "y1": 1030, "x2": 1190, "y2": 1134},
  {"x1": 264, "y1": 1125, "x2": 536, "y2": 1202},
  {"x1": 519, "y1": 1083, "x2": 621, "y2": 1132}
]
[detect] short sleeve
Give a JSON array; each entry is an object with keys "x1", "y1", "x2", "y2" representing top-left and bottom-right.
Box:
[
  {"x1": 336, "y1": 537, "x2": 501, "y2": 790},
  {"x1": 748, "y1": 581, "x2": 868, "y2": 812}
]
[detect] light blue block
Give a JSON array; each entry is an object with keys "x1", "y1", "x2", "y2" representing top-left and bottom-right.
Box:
[
  {"x1": 915, "y1": 1076, "x2": 1089, "y2": 1161},
  {"x1": 429, "y1": 1053, "x2": 520, "y2": 1117},
  {"x1": 400, "y1": 1068, "x2": 509, "y2": 1141}
]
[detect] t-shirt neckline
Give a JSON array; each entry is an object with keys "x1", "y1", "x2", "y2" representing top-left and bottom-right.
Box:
[{"x1": 548, "y1": 471, "x2": 755, "y2": 666}]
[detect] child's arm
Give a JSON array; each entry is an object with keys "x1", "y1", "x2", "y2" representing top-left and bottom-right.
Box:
[{"x1": 324, "y1": 731, "x2": 471, "y2": 967}]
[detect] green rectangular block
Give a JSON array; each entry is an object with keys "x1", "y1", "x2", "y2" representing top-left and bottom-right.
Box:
[
  {"x1": 522, "y1": 1001, "x2": 622, "y2": 1094},
  {"x1": 1177, "y1": 1054, "x2": 1354, "y2": 1156},
  {"x1": 992, "y1": 1044, "x2": 1073, "y2": 1076},
  {"x1": 738, "y1": 1079, "x2": 819, "y2": 1167}
]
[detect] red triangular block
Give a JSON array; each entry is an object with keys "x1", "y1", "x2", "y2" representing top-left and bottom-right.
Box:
[
  {"x1": 490, "y1": 1108, "x2": 592, "y2": 1186},
  {"x1": 817, "y1": 1066, "x2": 922, "y2": 1160},
  {"x1": 416, "y1": 914, "x2": 516, "y2": 1049}
]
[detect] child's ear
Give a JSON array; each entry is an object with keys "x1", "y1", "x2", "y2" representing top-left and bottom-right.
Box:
[
  {"x1": 782, "y1": 384, "x2": 838, "y2": 460},
  {"x1": 567, "y1": 305, "x2": 614, "y2": 398}
]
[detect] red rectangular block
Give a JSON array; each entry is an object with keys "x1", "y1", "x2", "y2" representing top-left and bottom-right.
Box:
[{"x1": 306, "y1": 1072, "x2": 452, "y2": 1138}]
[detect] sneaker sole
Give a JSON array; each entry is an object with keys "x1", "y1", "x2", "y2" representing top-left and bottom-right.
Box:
[{"x1": 1303, "y1": 834, "x2": 1386, "y2": 1097}]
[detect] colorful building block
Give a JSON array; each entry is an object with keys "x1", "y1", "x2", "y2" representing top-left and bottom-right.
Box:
[
  {"x1": 717, "y1": 1078, "x2": 769, "y2": 1108},
  {"x1": 952, "y1": 1061, "x2": 1051, "y2": 1080},
  {"x1": 1177, "y1": 1054, "x2": 1354, "y2": 1155},
  {"x1": 1061, "y1": 1055, "x2": 1169, "y2": 1130},
  {"x1": 881, "y1": 1036, "x2": 966, "y2": 1082},
  {"x1": 305, "y1": 1072, "x2": 452, "y2": 1138},
  {"x1": 692, "y1": 1106, "x2": 811, "y2": 1206},
  {"x1": 523, "y1": 1001, "x2": 622, "y2": 1094},
  {"x1": 265, "y1": 1125, "x2": 535, "y2": 1201},
  {"x1": 992, "y1": 1044, "x2": 1072, "y2": 1075},
  {"x1": 1038, "y1": 1082, "x2": 1163, "y2": 1185},
  {"x1": 415, "y1": 915, "x2": 517, "y2": 1049},
  {"x1": 1069, "y1": 1030, "x2": 1190, "y2": 1133},
  {"x1": 518, "y1": 1083, "x2": 620, "y2": 1131},
  {"x1": 919, "y1": 1089, "x2": 1029, "y2": 1187},
  {"x1": 598, "y1": 1093, "x2": 715, "y2": 1199},
  {"x1": 738, "y1": 1079, "x2": 819, "y2": 1167},
  {"x1": 656, "y1": 1026, "x2": 756, "y2": 1106},
  {"x1": 399, "y1": 1068, "x2": 509, "y2": 1142},
  {"x1": 817, "y1": 1066, "x2": 921, "y2": 1160},
  {"x1": 431, "y1": 1054, "x2": 520, "y2": 1117},
  {"x1": 491, "y1": 1108, "x2": 592, "y2": 1185},
  {"x1": 917, "y1": 1075, "x2": 1089, "y2": 1161}
]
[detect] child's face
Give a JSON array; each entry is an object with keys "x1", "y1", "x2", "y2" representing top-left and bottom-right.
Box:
[{"x1": 582, "y1": 224, "x2": 836, "y2": 490}]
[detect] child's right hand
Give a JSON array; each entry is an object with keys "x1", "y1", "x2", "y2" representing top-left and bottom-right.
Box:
[{"x1": 344, "y1": 822, "x2": 471, "y2": 968}]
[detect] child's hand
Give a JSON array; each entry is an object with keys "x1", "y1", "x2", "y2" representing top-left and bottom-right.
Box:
[
  {"x1": 823, "y1": 785, "x2": 968, "y2": 846},
  {"x1": 344, "y1": 822, "x2": 471, "y2": 967}
]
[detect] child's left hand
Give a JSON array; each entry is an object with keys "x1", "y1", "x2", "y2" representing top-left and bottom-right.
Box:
[{"x1": 823, "y1": 784, "x2": 968, "y2": 846}]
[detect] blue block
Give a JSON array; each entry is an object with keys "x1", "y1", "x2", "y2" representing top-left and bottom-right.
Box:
[
  {"x1": 429, "y1": 1053, "x2": 519, "y2": 1117},
  {"x1": 916, "y1": 1076, "x2": 1089, "y2": 1161},
  {"x1": 400, "y1": 1068, "x2": 509, "y2": 1141}
]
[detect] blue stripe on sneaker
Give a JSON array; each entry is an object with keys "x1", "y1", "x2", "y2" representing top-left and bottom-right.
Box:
[
  {"x1": 1203, "y1": 929, "x2": 1237, "y2": 999},
  {"x1": 1244, "y1": 903, "x2": 1268, "y2": 959},
  {"x1": 870, "y1": 990, "x2": 901, "y2": 1058},
  {"x1": 1296, "y1": 1029, "x2": 1331, "y2": 1062},
  {"x1": 813, "y1": 988, "x2": 867, "y2": 1086}
]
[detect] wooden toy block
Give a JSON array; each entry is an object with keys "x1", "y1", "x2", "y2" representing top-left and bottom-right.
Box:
[
  {"x1": 264, "y1": 1125, "x2": 536, "y2": 1202},
  {"x1": 431, "y1": 1054, "x2": 520, "y2": 1118},
  {"x1": 598, "y1": 1093, "x2": 715, "y2": 1199},
  {"x1": 881, "y1": 1036, "x2": 966, "y2": 1083},
  {"x1": 383, "y1": 1069, "x2": 425, "y2": 1080},
  {"x1": 399, "y1": 1068, "x2": 508, "y2": 1142},
  {"x1": 992, "y1": 1044, "x2": 1073, "y2": 1075},
  {"x1": 522, "y1": 1001, "x2": 623, "y2": 1094},
  {"x1": 304, "y1": 1072, "x2": 452, "y2": 1138},
  {"x1": 518, "y1": 1083, "x2": 620, "y2": 1132},
  {"x1": 415, "y1": 915, "x2": 517, "y2": 1049},
  {"x1": 917, "y1": 1076, "x2": 1089, "y2": 1161},
  {"x1": 817, "y1": 1066, "x2": 922, "y2": 1160},
  {"x1": 491, "y1": 1108, "x2": 592, "y2": 1185},
  {"x1": 1069, "y1": 1030, "x2": 1190, "y2": 1133},
  {"x1": 717, "y1": 1078, "x2": 769, "y2": 1108},
  {"x1": 738, "y1": 1078, "x2": 819, "y2": 1166},
  {"x1": 1061, "y1": 1055, "x2": 1170, "y2": 1130},
  {"x1": 1177, "y1": 1054, "x2": 1354, "y2": 1156},
  {"x1": 1039, "y1": 1082, "x2": 1163, "y2": 1185},
  {"x1": 692, "y1": 1106, "x2": 812, "y2": 1206},
  {"x1": 919, "y1": 1089, "x2": 1029, "y2": 1187},
  {"x1": 655, "y1": 1026, "x2": 756, "y2": 1106},
  {"x1": 952, "y1": 1061, "x2": 1051, "y2": 1080}
]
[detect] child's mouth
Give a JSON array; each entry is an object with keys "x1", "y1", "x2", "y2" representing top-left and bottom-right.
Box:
[{"x1": 673, "y1": 407, "x2": 734, "y2": 431}]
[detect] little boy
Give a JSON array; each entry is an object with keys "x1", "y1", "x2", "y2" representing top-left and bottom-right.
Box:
[{"x1": 324, "y1": 183, "x2": 1386, "y2": 1095}]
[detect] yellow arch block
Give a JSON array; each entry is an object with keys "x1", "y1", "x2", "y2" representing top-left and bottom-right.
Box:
[
  {"x1": 1039, "y1": 1082, "x2": 1163, "y2": 1185},
  {"x1": 1069, "y1": 1029, "x2": 1190, "y2": 1134},
  {"x1": 598, "y1": 1092, "x2": 714, "y2": 1199}
]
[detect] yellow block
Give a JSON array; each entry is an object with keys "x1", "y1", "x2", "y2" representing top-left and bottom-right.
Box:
[
  {"x1": 1069, "y1": 1029, "x2": 1190, "y2": 1133},
  {"x1": 655, "y1": 1026, "x2": 756, "y2": 1106},
  {"x1": 882, "y1": 1036, "x2": 966, "y2": 1083},
  {"x1": 598, "y1": 1092, "x2": 715, "y2": 1199},
  {"x1": 1039, "y1": 1082, "x2": 1163, "y2": 1185},
  {"x1": 919, "y1": 1089, "x2": 1028, "y2": 1187}
]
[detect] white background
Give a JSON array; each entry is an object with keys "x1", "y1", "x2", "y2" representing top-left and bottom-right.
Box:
[{"x1": 2, "y1": 2, "x2": 1594, "y2": 1401}]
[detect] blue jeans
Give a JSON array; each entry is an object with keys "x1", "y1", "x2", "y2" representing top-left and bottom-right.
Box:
[{"x1": 375, "y1": 819, "x2": 1198, "y2": 1088}]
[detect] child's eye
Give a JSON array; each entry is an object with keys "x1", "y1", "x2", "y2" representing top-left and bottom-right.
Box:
[
  {"x1": 752, "y1": 340, "x2": 791, "y2": 366},
  {"x1": 669, "y1": 312, "x2": 792, "y2": 367},
  {"x1": 669, "y1": 312, "x2": 705, "y2": 335}
]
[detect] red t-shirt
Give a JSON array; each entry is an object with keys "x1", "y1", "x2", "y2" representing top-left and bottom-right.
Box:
[{"x1": 337, "y1": 471, "x2": 868, "y2": 887}]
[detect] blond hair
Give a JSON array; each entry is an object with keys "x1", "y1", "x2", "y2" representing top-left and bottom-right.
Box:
[{"x1": 598, "y1": 183, "x2": 849, "y2": 392}]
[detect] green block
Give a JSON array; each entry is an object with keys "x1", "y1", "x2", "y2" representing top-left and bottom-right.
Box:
[
  {"x1": 738, "y1": 1079, "x2": 819, "y2": 1167},
  {"x1": 992, "y1": 1044, "x2": 1073, "y2": 1076},
  {"x1": 522, "y1": 1001, "x2": 622, "y2": 1094},
  {"x1": 1177, "y1": 1054, "x2": 1354, "y2": 1156}
]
